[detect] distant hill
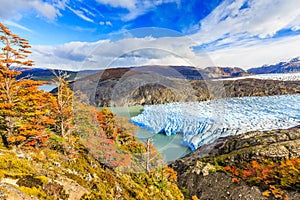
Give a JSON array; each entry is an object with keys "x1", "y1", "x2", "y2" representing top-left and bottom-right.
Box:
[
  {"x1": 72, "y1": 65, "x2": 300, "y2": 107},
  {"x1": 203, "y1": 66, "x2": 248, "y2": 78},
  {"x1": 16, "y1": 68, "x2": 99, "y2": 82},
  {"x1": 248, "y1": 57, "x2": 300, "y2": 74},
  {"x1": 20, "y1": 65, "x2": 249, "y2": 82},
  {"x1": 21, "y1": 63, "x2": 300, "y2": 107},
  {"x1": 18, "y1": 56, "x2": 300, "y2": 83},
  {"x1": 17, "y1": 68, "x2": 77, "y2": 81}
]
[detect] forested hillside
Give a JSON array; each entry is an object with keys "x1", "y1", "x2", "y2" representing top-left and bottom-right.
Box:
[{"x1": 0, "y1": 23, "x2": 183, "y2": 200}]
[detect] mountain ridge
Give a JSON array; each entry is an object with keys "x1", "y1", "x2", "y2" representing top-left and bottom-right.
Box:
[
  {"x1": 247, "y1": 57, "x2": 300, "y2": 74},
  {"x1": 19, "y1": 56, "x2": 300, "y2": 82}
]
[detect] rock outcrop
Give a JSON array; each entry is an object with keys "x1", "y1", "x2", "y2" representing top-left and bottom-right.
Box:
[
  {"x1": 74, "y1": 71, "x2": 300, "y2": 107},
  {"x1": 170, "y1": 126, "x2": 300, "y2": 199}
]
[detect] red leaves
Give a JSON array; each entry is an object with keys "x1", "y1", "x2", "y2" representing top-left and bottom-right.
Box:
[
  {"x1": 222, "y1": 158, "x2": 300, "y2": 199},
  {"x1": 223, "y1": 165, "x2": 240, "y2": 176},
  {"x1": 26, "y1": 140, "x2": 37, "y2": 146},
  {"x1": 231, "y1": 177, "x2": 240, "y2": 184},
  {"x1": 79, "y1": 107, "x2": 144, "y2": 169},
  {"x1": 241, "y1": 168, "x2": 256, "y2": 180}
]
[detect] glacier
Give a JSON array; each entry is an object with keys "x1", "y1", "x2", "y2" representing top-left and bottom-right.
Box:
[
  {"x1": 131, "y1": 94, "x2": 300, "y2": 151},
  {"x1": 215, "y1": 72, "x2": 300, "y2": 81}
]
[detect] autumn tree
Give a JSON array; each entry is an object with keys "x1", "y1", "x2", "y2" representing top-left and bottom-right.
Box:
[
  {"x1": 0, "y1": 23, "x2": 56, "y2": 147},
  {"x1": 72, "y1": 92, "x2": 99, "y2": 139},
  {"x1": 145, "y1": 138, "x2": 154, "y2": 172},
  {"x1": 52, "y1": 71, "x2": 74, "y2": 140}
]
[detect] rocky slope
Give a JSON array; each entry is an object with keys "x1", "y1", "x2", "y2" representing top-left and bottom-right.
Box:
[
  {"x1": 0, "y1": 140, "x2": 183, "y2": 200},
  {"x1": 26, "y1": 64, "x2": 300, "y2": 107},
  {"x1": 203, "y1": 66, "x2": 248, "y2": 79},
  {"x1": 170, "y1": 126, "x2": 300, "y2": 199},
  {"x1": 0, "y1": 107, "x2": 184, "y2": 200},
  {"x1": 74, "y1": 72, "x2": 300, "y2": 106}
]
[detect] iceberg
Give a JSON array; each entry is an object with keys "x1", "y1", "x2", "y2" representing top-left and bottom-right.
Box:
[{"x1": 131, "y1": 94, "x2": 300, "y2": 151}]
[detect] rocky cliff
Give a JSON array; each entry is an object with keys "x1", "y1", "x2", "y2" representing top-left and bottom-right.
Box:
[
  {"x1": 75, "y1": 73, "x2": 300, "y2": 106},
  {"x1": 170, "y1": 126, "x2": 300, "y2": 199}
]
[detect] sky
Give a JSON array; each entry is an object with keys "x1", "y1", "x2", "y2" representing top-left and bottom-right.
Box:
[{"x1": 0, "y1": 0, "x2": 300, "y2": 70}]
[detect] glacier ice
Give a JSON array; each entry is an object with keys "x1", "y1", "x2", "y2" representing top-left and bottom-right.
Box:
[
  {"x1": 131, "y1": 94, "x2": 300, "y2": 151},
  {"x1": 215, "y1": 72, "x2": 300, "y2": 81}
]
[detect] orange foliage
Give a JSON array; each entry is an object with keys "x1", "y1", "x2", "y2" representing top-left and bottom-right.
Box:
[
  {"x1": 232, "y1": 177, "x2": 240, "y2": 184},
  {"x1": 191, "y1": 195, "x2": 199, "y2": 200},
  {"x1": 0, "y1": 23, "x2": 55, "y2": 147},
  {"x1": 270, "y1": 185, "x2": 284, "y2": 199},
  {"x1": 241, "y1": 167, "x2": 256, "y2": 180},
  {"x1": 222, "y1": 158, "x2": 300, "y2": 198},
  {"x1": 223, "y1": 165, "x2": 239, "y2": 176},
  {"x1": 164, "y1": 167, "x2": 178, "y2": 182},
  {"x1": 77, "y1": 106, "x2": 136, "y2": 168}
]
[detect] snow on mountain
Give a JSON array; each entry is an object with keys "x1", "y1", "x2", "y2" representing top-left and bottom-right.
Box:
[
  {"x1": 215, "y1": 72, "x2": 300, "y2": 81},
  {"x1": 131, "y1": 94, "x2": 300, "y2": 151},
  {"x1": 248, "y1": 57, "x2": 300, "y2": 74}
]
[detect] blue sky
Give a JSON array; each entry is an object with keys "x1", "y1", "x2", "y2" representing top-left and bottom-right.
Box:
[{"x1": 1, "y1": 0, "x2": 300, "y2": 70}]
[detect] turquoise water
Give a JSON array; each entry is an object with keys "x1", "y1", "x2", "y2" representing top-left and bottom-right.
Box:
[
  {"x1": 132, "y1": 94, "x2": 300, "y2": 151},
  {"x1": 109, "y1": 106, "x2": 191, "y2": 162},
  {"x1": 39, "y1": 85, "x2": 191, "y2": 161},
  {"x1": 38, "y1": 84, "x2": 56, "y2": 92}
]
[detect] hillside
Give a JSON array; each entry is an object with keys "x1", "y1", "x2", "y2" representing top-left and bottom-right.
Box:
[
  {"x1": 0, "y1": 109, "x2": 183, "y2": 200},
  {"x1": 1, "y1": 22, "x2": 300, "y2": 200},
  {"x1": 170, "y1": 126, "x2": 300, "y2": 199},
  {"x1": 45, "y1": 62, "x2": 297, "y2": 107},
  {"x1": 0, "y1": 23, "x2": 183, "y2": 200},
  {"x1": 17, "y1": 65, "x2": 248, "y2": 82},
  {"x1": 19, "y1": 56, "x2": 300, "y2": 84},
  {"x1": 22, "y1": 59, "x2": 300, "y2": 107},
  {"x1": 73, "y1": 71, "x2": 300, "y2": 106}
]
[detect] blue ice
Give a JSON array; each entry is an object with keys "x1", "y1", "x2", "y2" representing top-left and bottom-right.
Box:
[{"x1": 131, "y1": 94, "x2": 300, "y2": 151}]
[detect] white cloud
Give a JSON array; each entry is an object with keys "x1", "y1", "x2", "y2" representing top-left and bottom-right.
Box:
[
  {"x1": 96, "y1": 0, "x2": 180, "y2": 21},
  {"x1": 67, "y1": 6, "x2": 94, "y2": 23},
  {"x1": 208, "y1": 34, "x2": 300, "y2": 69},
  {"x1": 30, "y1": 35, "x2": 212, "y2": 70},
  {"x1": 96, "y1": 0, "x2": 136, "y2": 10},
  {"x1": 189, "y1": 0, "x2": 300, "y2": 68},
  {"x1": 30, "y1": 0, "x2": 62, "y2": 20},
  {"x1": 99, "y1": 21, "x2": 112, "y2": 26},
  {"x1": 106, "y1": 21, "x2": 112, "y2": 26},
  {"x1": 31, "y1": 40, "x2": 103, "y2": 70},
  {"x1": 0, "y1": 0, "x2": 65, "y2": 21},
  {"x1": 192, "y1": 0, "x2": 300, "y2": 43},
  {"x1": 81, "y1": 7, "x2": 96, "y2": 17},
  {"x1": 3, "y1": 20, "x2": 33, "y2": 33},
  {"x1": 30, "y1": 28, "x2": 300, "y2": 71},
  {"x1": 27, "y1": 0, "x2": 300, "y2": 71}
]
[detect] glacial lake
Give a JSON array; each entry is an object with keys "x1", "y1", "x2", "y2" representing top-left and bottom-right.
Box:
[
  {"x1": 108, "y1": 106, "x2": 192, "y2": 162},
  {"x1": 38, "y1": 84, "x2": 56, "y2": 92}
]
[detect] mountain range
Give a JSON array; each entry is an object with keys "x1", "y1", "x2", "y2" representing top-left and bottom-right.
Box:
[
  {"x1": 248, "y1": 57, "x2": 300, "y2": 74},
  {"x1": 18, "y1": 56, "x2": 300, "y2": 82}
]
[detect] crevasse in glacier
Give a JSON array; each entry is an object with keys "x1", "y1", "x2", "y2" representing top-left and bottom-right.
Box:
[{"x1": 131, "y1": 94, "x2": 300, "y2": 151}]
